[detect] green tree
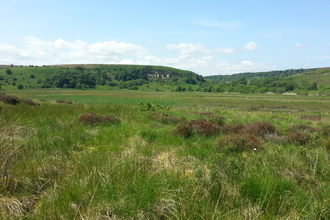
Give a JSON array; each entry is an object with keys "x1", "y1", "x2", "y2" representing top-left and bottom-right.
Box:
[
  {"x1": 6, "y1": 68, "x2": 12, "y2": 75},
  {"x1": 17, "y1": 84, "x2": 24, "y2": 89}
]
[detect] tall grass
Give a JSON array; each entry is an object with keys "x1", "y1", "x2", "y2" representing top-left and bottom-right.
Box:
[{"x1": 1, "y1": 91, "x2": 330, "y2": 219}]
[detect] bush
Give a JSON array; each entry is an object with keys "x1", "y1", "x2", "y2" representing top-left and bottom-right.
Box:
[
  {"x1": 208, "y1": 115, "x2": 226, "y2": 126},
  {"x1": 321, "y1": 124, "x2": 330, "y2": 137},
  {"x1": 221, "y1": 122, "x2": 245, "y2": 134},
  {"x1": 189, "y1": 120, "x2": 220, "y2": 136},
  {"x1": 138, "y1": 102, "x2": 170, "y2": 111},
  {"x1": 300, "y1": 115, "x2": 322, "y2": 121},
  {"x1": 17, "y1": 84, "x2": 24, "y2": 90},
  {"x1": 287, "y1": 132, "x2": 310, "y2": 145},
  {"x1": 176, "y1": 120, "x2": 221, "y2": 138},
  {"x1": 78, "y1": 112, "x2": 120, "y2": 126},
  {"x1": 175, "y1": 121, "x2": 193, "y2": 138},
  {"x1": 55, "y1": 100, "x2": 73, "y2": 105},
  {"x1": 21, "y1": 98, "x2": 40, "y2": 106},
  {"x1": 288, "y1": 124, "x2": 317, "y2": 133},
  {"x1": 0, "y1": 94, "x2": 21, "y2": 105},
  {"x1": 148, "y1": 112, "x2": 184, "y2": 124},
  {"x1": 217, "y1": 133, "x2": 262, "y2": 153},
  {"x1": 243, "y1": 121, "x2": 277, "y2": 136}
]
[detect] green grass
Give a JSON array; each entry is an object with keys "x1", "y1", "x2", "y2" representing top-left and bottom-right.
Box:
[{"x1": 1, "y1": 90, "x2": 330, "y2": 219}]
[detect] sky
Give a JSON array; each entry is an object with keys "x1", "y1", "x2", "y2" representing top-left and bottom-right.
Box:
[{"x1": 0, "y1": 0, "x2": 329, "y2": 76}]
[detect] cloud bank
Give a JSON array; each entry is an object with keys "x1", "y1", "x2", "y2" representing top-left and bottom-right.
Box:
[{"x1": 0, "y1": 37, "x2": 273, "y2": 75}]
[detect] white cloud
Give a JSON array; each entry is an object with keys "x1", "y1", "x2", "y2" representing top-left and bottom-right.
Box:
[
  {"x1": 244, "y1": 42, "x2": 259, "y2": 51},
  {"x1": 0, "y1": 37, "x2": 275, "y2": 75},
  {"x1": 293, "y1": 43, "x2": 312, "y2": 48},
  {"x1": 293, "y1": 43, "x2": 303, "y2": 48},
  {"x1": 0, "y1": 37, "x2": 150, "y2": 65},
  {"x1": 166, "y1": 43, "x2": 211, "y2": 58},
  {"x1": 215, "y1": 47, "x2": 236, "y2": 54}
]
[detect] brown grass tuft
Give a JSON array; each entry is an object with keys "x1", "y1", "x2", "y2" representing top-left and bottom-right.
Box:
[
  {"x1": 320, "y1": 124, "x2": 330, "y2": 137},
  {"x1": 208, "y1": 115, "x2": 226, "y2": 126},
  {"x1": 288, "y1": 124, "x2": 318, "y2": 133},
  {"x1": 149, "y1": 112, "x2": 184, "y2": 124},
  {"x1": 0, "y1": 94, "x2": 20, "y2": 105},
  {"x1": 175, "y1": 122, "x2": 193, "y2": 138},
  {"x1": 21, "y1": 98, "x2": 40, "y2": 106},
  {"x1": 175, "y1": 120, "x2": 220, "y2": 138},
  {"x1": 78, "y1": 112, "x2": 121, "y2": 126},
  {"x1": 287, "y1": 132, "x2": 310, "y2": 145},
  {"x1": 55, "y1": 100, "x2": 73, "y2": 104},
  {"x1": 243, "y1": 121, "x2": 277, "y2": 136},
  {"x1": 300, "y1": 115, "x2": 322, "y2": 121},
  {"x1": 217, "y1": 133, "x2": 262, "y2": 153},
  {"x1": 221, "y1": 122, "x2": 245, "y2": 134}
]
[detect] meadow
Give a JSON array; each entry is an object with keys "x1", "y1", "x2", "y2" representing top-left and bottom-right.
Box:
[{"x1": 1, "y1": 89, "x2": 330, "y2": 219}]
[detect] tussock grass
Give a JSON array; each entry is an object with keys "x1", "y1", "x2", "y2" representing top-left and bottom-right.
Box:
[{"x1": 1, "y1": 90, "x2": 330, "y2": 219}]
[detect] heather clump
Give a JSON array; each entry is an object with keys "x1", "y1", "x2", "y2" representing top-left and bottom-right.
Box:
[
  {"x1": 148, "y1": 112, "x2": 184, "y2": 124},
  {"x1": 55, "y1": 100, "x2": 73, "y2": 104},
  {"x1": 175, "y1": 119, "x2": 220, "y2": 138},
  {"x1": 300, "y1": 115, "x2": 322, "y2": 121},
  {"x1": 217, "y1": 133, "x2": 262, "y2": 153},
  {"x1": 287, "y1": 132, "x2": 310, "y2": 145},
  {"x1": 243, "y1": 121, "x2": 277, "y2": 136},
  {"x1": 0, "y1": 94, "x2": 21, "y2": 105},
  {"x1": 78, "y1": 112, "x2": 120, "y2": 126}
]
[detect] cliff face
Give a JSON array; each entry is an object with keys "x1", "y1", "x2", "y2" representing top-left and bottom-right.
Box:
[{"x1": 148, "y1": 73, "x2": 170, "y2": 79}]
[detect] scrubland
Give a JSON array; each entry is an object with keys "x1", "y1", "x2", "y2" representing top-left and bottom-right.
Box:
[{"x1": 1, "y1": 90, "x2": 330, "y2": 219}]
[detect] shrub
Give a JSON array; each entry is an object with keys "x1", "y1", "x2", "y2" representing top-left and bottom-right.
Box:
[
  {"x1": 55, "y1": 100, "x2": 73, "y2": 105},
  {"x1": 138, "y1": 102, "x2": 170, "y2": 111},
  {"x1": 208, "y1": 115, "x2": 226, "y2": 126},
  {"x1": 320, "y1": 124, "x2": 330, "y2": 137},
  {"x1": 221, "y1": 122, "x2": 245, "y2": 134},
  {"x1": 0, "y1": 94, "x2": 20, "y2": 105},
  {"x1": 243, "y1": 121, "x2": 277, "y2": 136},
  {"x1": 287, "y1": 132, "x2": 310, "y2": 145},
  {"x1": 175, "y1": 119, "x2": 220, "y2": 138},
  {"x1": 148, "y1": 112, "x2": 184, "y2": 124},
  {"x1": 288, "y1": 124, "x2": 317, "y2": 133},
  {"x1": 78, "y1": 112, "x2": 120, "y2": 126},
  {"x1": 189, "y1": 120, "x2": 220, "y2": 136},
  {"x1": 17, "y1": 84, "x2": 24, "y2": 90},
  {"x1": 300, "y1": 115, "x2": 322, "y2": 121},
  {"x1": 217, "y1": 133, "x2": 262, "y2": 153},
  {"x1": 175, "y1": 121, "x2": 193, "y2": 138},
  {"x1": 21, "y1": 98, "x2": 40, "y2": 106}
]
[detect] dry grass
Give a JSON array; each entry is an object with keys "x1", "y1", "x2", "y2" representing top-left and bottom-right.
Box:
[{"x1": 300, "y1": 115, "x2": 322, "y2": 121}]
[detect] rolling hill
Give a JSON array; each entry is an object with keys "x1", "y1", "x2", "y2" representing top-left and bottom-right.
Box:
[{"x1": 0, "y1": 64, "x2": 207, "y2": 91}]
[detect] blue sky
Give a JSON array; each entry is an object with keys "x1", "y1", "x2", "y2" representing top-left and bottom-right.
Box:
[{"x1": 0, "y1": 0, "x2": 329, "y2": 75}]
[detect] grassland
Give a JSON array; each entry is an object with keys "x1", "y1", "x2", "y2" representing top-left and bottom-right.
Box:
[{"x1": 1, "y1": 89, "x2": 330, "y2": 219}]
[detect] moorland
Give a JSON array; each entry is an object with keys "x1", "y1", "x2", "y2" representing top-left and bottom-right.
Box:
[{"x1": 1, "y1": 65, "x2": 330, "y2": 219}]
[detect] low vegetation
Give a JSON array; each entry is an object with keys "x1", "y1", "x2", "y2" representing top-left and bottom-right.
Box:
[{"x1": 1, "y1": 89, "x2": 330, "y2": 219}]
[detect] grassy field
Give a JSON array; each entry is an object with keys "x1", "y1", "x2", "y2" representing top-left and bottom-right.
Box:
[{"x1": 1, "y1": 89, "x2": 330, "y2": 219}]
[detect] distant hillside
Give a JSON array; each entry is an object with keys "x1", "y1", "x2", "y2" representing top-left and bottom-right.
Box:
[
  {"x1": 0, "y1": 64, "x2": 206, "y2": 90},
  {"x1": 204, "y1": 68, "x2": 314, "y2": 83},
  {"x1": 201, "y1": 67, "x2": 330, "y2": 95}
]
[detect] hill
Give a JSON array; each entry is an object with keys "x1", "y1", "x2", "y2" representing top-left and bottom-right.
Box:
[
  {"x1": 203, "y1": 67, "x2": 330, "y2": 95},
  {"x1": 0, "y1": 64, "x2": 207, "y2": 91},
  {"x1": 204, "y1": 68, "x2": 314, "y2": 83}
]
